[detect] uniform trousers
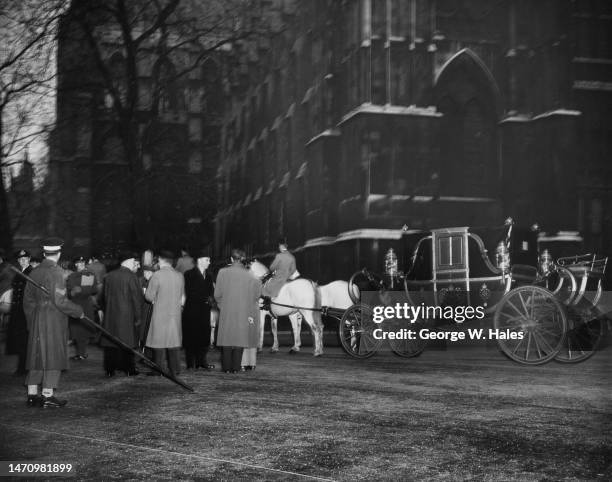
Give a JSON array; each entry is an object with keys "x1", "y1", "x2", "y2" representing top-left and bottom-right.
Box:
[
  {"x1": 25, "y1": 369, "x2": 61, "y2": 389},
  {"x1": 221, "y1": 346, "x2": 243, "y2": 372}
]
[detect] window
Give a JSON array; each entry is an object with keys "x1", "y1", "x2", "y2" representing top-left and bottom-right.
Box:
[
  {"x1": 463, "y1": 100, "x2": 492, "y2": 194},
  {"x1": 156, "y1": 59, "x2": 183, "y2": 112},
  {"x1": 188, "y1": 152, "x2": 202, "y2": 174},
  {"x1": 391, "y1": 0, "x2": 409, "y2": 37},
  {"x1": 188, "y1": 118, "x2": 201, "y2": 141},
  {"x1": 371, "y1": 0, "x2": 386, "y2": 38},
  {"x1": 108, "y1": 53, "x2": 127, "y2": 105},
  {"x1": 438, "y1": 235, "x2": 464, "y2": 267}
]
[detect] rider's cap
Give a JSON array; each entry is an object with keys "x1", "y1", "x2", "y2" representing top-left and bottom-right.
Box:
[
  {"x1": 73, "y1": 255, "x2": 87, "y2": 264},
  {"x1": 42, "y1": 237, "x2": 64, "y2": 254}
]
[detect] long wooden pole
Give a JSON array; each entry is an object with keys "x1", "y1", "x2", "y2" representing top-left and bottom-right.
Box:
[{"x1": 10, "y1": 265, "x2": 194, "y2": 392}]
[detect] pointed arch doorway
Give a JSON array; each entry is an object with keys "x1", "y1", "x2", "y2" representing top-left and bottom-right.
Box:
[{"x1": 434, "y1": 49, "x2": 501, "y2": 199}]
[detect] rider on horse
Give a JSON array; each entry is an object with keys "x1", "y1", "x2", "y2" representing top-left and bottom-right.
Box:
[{"x1": 261, "y1": 237, "x2": 298, "y2": 310}]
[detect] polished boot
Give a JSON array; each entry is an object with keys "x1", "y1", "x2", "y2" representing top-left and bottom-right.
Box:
[{"x1": 42, "y1": 396, "x2": 67, "y2": 408}]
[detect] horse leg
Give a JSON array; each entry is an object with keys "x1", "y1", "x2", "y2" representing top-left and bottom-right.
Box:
[
  {"x1": 270, "y1": 315, "x2": 279, "y2": 353},
  {"x1": 295, "y1": 313, "x2": 303, "y2": 350},
  {"x1": 300, "y1": 310, "x2": 324, "y2": 357},
  {"x1": 288, "y1": 313, "x2": 302, "y2": 353},
  {"x1": 258, "y1": 310, "x2": 266, "y2": 353}
]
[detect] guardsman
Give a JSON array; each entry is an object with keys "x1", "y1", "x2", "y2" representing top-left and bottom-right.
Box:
[
  {"x1": 22, "y1": 238, "x2": 84, "y2": 408},
  {"x1": 66, "y1": 256, "x2": 98, "y2": 361},
  {"x1": 6, "y1": 249, "x2": 32, "y2": 376}
]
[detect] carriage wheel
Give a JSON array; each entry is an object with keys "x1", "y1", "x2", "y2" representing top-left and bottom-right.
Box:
[
  {"x1": 348, "y1": 269, "x2": 386, "y2": 305},
  {"x1": 554, "y1": 309, "x2": 604, "y2": 363},
  {"x1": 493, "y1": 286, "x2": 567, "y2": 365},
  {"x1": 338, "y1": 304, "x2": 382, "y2": 359},
  {"x1": 387, "y1": 318, "x2": 428, "y2": 358}
]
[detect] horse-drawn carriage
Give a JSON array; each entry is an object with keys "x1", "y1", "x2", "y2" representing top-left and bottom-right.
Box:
[{"x1": 342, "y1": 219, "x2": 608, "y2": 365}]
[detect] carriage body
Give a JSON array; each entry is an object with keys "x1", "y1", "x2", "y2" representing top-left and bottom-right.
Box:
[
  {"x1": 402, "y1": 225, "x2": 531, "y2": 311},
  {"x1": 342, "y1": 220, "x2": 608, "y2": 365}
]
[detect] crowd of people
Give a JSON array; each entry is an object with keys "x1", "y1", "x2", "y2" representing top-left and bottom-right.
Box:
[{"x1": 0, "y1": 237, "x2": 298, "y2": 408}]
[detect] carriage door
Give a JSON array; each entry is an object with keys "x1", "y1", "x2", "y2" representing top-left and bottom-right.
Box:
[{"x1": 432, "y1": 227, "x2": 470, "y2": 306}]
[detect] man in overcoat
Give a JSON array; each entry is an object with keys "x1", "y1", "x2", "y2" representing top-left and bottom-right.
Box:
[
  {"x1": 66, "y1": 256, "x2": 98, "y2": 361},
  {"x1": 100, "y1": 251, "x2": 143, "y2": 377},
  {"x1": 145, "y1": 250, "x2": 184, "y2": 376},
  {"x1": 262, "y1": 237, "x2": 297, "y2": 299},
  {"x1": 214, "y1": 248, "x2": 261, "y2": 373},
  {"x1": 6, "y1": 249, "x2": 32, "y2": 376},
  {"x1": 22, "y1": 238, "x2": 84, "y2": 408},
  {"x1": 182, "y1": 249, "x2": 215, "y2": 370}
]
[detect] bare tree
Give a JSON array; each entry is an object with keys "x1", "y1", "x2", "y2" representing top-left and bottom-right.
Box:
[
  {"x1": 56, "y1": 0, "x2": 268, "y2": 248},
  {"x1": 0, "y1": 0, "x2": 68, "y2": 251}
]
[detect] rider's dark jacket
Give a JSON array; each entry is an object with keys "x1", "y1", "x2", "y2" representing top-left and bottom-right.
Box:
[{"x1": 262, "y1": 250, "x2": 296, "y2": 297}]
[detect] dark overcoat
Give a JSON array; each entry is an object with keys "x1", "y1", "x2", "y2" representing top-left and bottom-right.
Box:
[
  {"x1": 6, "y1": 265, "x2": 31, "y2": 354},
  {"x1": 23, "y1": 259, "x2": 84, "y2": 371},
  {"x1": 100, "y1": 266, "x2": 143, "y2": 348},
  {"x1": 66, "y1": 269, "x2": 98, "y2": 339},
  {"x1": 214, "y1": 262, "x2": 261, "y2": 348},
  {"x1": 182, "y1": 267, "x2": 214, "y2": 350}
]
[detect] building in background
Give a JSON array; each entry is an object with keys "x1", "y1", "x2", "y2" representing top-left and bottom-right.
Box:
[
  {"x1": 48, "y1": 0, "x2": 225, "y2": 256},
  {"x1": 216, "y1": 0, "x2": 612, "y2": 281},
  {"x1": 7, "y1": 153, "x2": 48, "y2": 254}
]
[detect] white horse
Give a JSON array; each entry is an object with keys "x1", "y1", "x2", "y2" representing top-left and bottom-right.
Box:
[{"x1": 249, "y1": 260, "x2": 355, "y2": 356}]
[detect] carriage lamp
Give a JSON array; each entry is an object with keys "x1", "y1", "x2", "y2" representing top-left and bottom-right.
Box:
[
  {"x1": 385, "y1": 248, "x2": 398, "y2": 277},
  {"x1": 496, "y1": 241, "x2": 510, "y2": 274},
  {"x1": 539, "y1": 249, "x2": 554, "y2": 276},
  {"x1": 384, "y1": 248, "x2": 399, "y2": 288}
]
